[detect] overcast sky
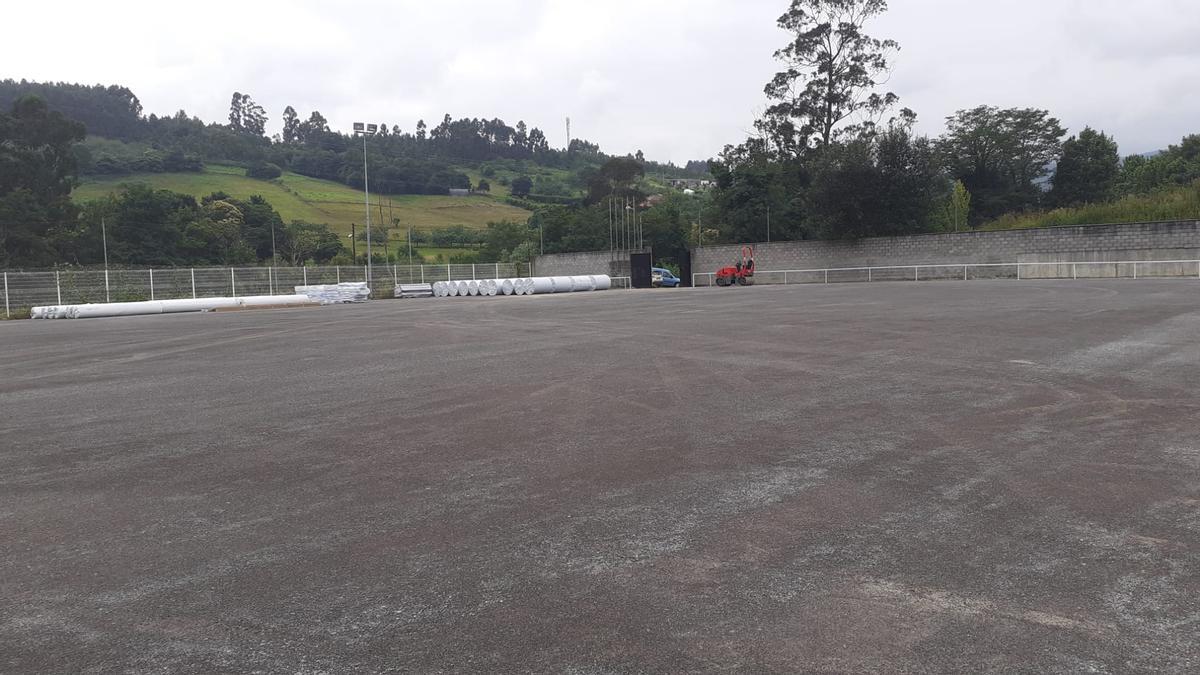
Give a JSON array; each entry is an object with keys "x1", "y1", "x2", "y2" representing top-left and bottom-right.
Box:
[{"x1": 5, "y1": 0, "x2": 1198, "y2": 162}]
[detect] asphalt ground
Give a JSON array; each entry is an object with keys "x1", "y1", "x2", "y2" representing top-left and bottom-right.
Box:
[{"x1": 2, "y1": 280, "x2": 1198, "y2": 673}]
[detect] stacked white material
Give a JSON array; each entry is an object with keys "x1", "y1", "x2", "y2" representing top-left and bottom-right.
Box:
[
  {"x1": 31, "y1": 295, "x2": 316, "y2": 319},
  {"x1": 423, "y1": 275, "x2": 611, "y2": 300},
  {"x1": 394, "y1": 283, "x2": 434, "y2": 298},
  {"x1": 295, "y1": 282, "x2": 370, "y2": 304}
]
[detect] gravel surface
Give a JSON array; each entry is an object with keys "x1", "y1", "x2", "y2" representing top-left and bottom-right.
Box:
[{"x1": 2, "y1": 280, "x2": 1198, "y2": 673}]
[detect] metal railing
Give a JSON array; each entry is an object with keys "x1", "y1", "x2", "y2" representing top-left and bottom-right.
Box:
[
  {"x1": 1, "y1": 262, "x2": 532, "y2": 317},
  {"x1": 692, "y1": 259, "x2": 1200, "y2": 287}
]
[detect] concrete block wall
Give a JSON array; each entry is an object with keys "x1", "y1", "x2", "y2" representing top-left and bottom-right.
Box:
[
  {"x1": 533, "y1": 249, "x2": 649, "y2": 277},
  {"x1": 691, "y1": 220, "x2": 1200, "y2": 274}
]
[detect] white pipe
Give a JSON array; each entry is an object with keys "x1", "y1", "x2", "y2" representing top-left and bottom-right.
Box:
[
  {"x1": 33, "y1": 295, "x2": 316, "y2": 319},
  {"x1": 530, "y1": 277, "x2": 555, "y2": 294},
  {"x1": 483, "y1": 279, "x2": 498, "y2": 296},
  {"x1": 592, "y1": 274, "x2": 612, "y2": 290},
  {"x1": 456, "y1": 280, "x2": 471, "y2": 297},
  {"x1": 499, "y1": 278, "x2": 515, "y2": 296},
  {"x1": 549, "y1": 276, "x2": 574, "y2": 293},
  {"x1": 467, "y1": 280, "x2": 480, "y2": 296},
  {"x1": 570, "y1": 275, "x2": 596, "y2": 292}
]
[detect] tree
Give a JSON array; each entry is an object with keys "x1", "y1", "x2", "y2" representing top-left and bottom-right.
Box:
[
  {"x1": 281, "y1": 106, "x2": 300, "y2": 143},
  {"x1": 511, "y1": 175, "x2": 533, "y2": 197},
  {"x1": 941, "y1": 180, "x2": 971, "y2": 232},
  {"x1": 938, "y1": 106, "x2": 1065, "y2": 221},
  {"x1": 279, "y1": 222, "x2": 343, "y2": 265},
  {"x1": 808, "y1": 124, "x2": 945, "y2": 239},
  {"x1": 415, "y1": 119, "x2": 427, "y2": 140},
  {"x1": 1050, "y1": 127, "x2": 1119, "y2": 207},
  {"x1": 763, "y1": 0, "x2": 902, "y2": 152},
  {"x1": 246, "y1": 161, "x2": 282, "y2": 180},
  {"x1": 228, "y1": 92, "x2": 267, "y2": 136},
  {"x1": 0, "y1": 95, "x2": 86, "y2": 265},
  {"x1": 476, "y1": 179, "x2": 491, "y2": 193}
]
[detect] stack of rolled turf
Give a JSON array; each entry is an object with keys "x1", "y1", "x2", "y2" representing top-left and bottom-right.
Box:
[
  {"x1": 430, "y1": 275, "x2": 611, "y2": 298},
  {"x1": 294, "y1": 282, "x2": 371, "y2": 304}
]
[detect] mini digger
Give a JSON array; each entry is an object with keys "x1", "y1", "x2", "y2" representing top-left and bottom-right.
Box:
[{"x1": 714, "y1": 246, "x2": 756, "y2": 286}]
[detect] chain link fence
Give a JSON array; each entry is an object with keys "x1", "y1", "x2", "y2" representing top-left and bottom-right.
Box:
[{"x1": 2, "y1": 263, "x2": 533, "y2": 317}]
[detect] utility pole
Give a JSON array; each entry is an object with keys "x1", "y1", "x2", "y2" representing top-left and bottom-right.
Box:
[
  {"x1": 766, "y1": 203, "x2": 771, "y2": 243},
  {"x1": 101, "y1": 216, "x2": 110, "y2": 303},
  {"x1": 350, "y1": 223, "x2": 357, "y2": 262}
]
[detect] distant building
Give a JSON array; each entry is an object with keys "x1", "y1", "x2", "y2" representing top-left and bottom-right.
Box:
[
  {"x1": 448, "y1": 188, "x2": 471, "y2": 197},
  {"x1": 665, "y1": 177, "x2": 714, "y2": 191}
]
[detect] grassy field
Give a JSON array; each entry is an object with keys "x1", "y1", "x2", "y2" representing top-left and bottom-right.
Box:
[
  {"x1": 980, "y1": 182, "x2": 1200, "y2": 231},
  {"x1": 72, "y1": 164, "x2": 532, "y2": 236}
]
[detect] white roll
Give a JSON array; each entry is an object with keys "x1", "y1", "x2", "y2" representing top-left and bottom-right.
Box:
[
  {"x1": 570, "y1": 275, "x2": 596, "y2": 292},
  {"x1": 457, "y1": 281, "x2": 471, "y2": 296},
  {"x1": 530, "y1": 277, "x2": 554, "y2": 294},
  {"x1": 467, "y1": 280, "x2": 480, "y2": 296},
  {"x1": 593, "y1": 274, "x2": 612, "y2": 291},
  {"x1": 482, "y1": 279, "x2": 497, "y2": 296},
  {"x1": 549, "y1": 276, "x2": 574, "y2": 293},
  {"x1": 500, "y1": 279, "x2": 515, "y2": 296}
]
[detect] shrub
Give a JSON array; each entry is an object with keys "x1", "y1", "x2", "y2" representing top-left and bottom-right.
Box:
[{"x1": 246, "y1": 162, "x2": 283, "y2": 180}]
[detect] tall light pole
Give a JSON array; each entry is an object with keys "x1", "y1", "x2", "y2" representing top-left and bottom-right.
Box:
[
  {"x1": 353, "y1": 122, "x2": 377, "y2": 288},
  {"x1": 101, "y1": 216, "x2": 110, "y2": 303}
]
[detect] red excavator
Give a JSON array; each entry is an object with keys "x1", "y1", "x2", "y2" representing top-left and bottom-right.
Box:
[{"x1": 715, "y1": 246, "x2": 756, "y2": 286}]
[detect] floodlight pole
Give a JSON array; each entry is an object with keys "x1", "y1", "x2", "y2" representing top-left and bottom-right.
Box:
[{"x1": 362, "y1": 132, "x2": 371, "y2": 288}]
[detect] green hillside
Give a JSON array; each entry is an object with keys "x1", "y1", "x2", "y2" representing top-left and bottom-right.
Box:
[
  {"x1": 71, "y1": 164, "x2": 533, "y2": 236},
  {"x1": 980, "y1": 181, "x2": 1200, "y2": 231}
]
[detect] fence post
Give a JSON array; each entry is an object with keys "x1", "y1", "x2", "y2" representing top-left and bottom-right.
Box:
[
  {"x1": 824, "y1": 269, "x2": 828, "y2": 284},
  {"x1": 1133, "y1": 262, "x2": 1138, "y2": 280},
  {"x1": 471, "y1": 264, "x2": 476, "y2": 280},
  {"x1": 783, "y1": 271, "x2": 787, "y2": 285},
  {"x1": 3, "y1": 272, "x2": 8, "y2": 318},
  {"x1": 914, "y1": 266, "x2": 919, "y2": 281},
  {"x1": 963, "y1": 265, "x2": 968, "y2": 281},
  {"x1": 420, "y1": 266, "x2": 425, "y2": 283},
  {"x1": 190, "y1": 269, "x2": 196, "y2": 299},
  {"x1": 1072, "y1": 263, "x2": 1077, "y2": 280},
  {"x1": 1017, "y1": 263, "x2": 1022, "y2": 280},
  {"x1": 494, "y1": 263, "x2": 500, "y2": 279},
  {"x1": 868, "y1": 268, "x2": 872, "y2": 283},
  {"x1": 105, "y1": 268, "x2": 111, "y2": 303},
  {"x1": 56, "y1": 270, "x2": 62, "y2": 305},
  {"x1": 303, "y1": 267, "x2": 308, "y2": 286},
  {"x1": 363, "y1": 265, "x2": 368, "y2": 285},
  {"x1": 336, "y1": 266, "x2": 341, "y2": 284},
  {"x1": 149, "y1": 268, "x2": 155, "y2": 300},
  {"x1": 269, "y1": 266, "x2": 274, "y2": 295},
  {"x1": 231, "y1": 268, "x2": 236, "y2": 298}
]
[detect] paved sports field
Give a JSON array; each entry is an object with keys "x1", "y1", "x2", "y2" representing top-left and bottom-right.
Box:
[{"x1": 2, "y1": 280, "x2": 1198, "y2": 673}]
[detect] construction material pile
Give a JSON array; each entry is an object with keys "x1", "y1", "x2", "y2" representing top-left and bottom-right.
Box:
[
  {"x1": 31, "y1": 295, "x2": 317, "y2": 319},
  {"x1": 394, "y1": 283, "x2": 434, "y2": 299},
  {"x1": 430, "y1": 275, "x2": 611, "y2": 298},
  {"x1": 294, "y1": 282, "x2": 371, "y2": 304}
]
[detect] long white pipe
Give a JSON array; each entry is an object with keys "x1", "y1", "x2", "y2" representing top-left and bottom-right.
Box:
[{"x1": 33, "y1": 295, "x2": 315, "y2": 320}]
